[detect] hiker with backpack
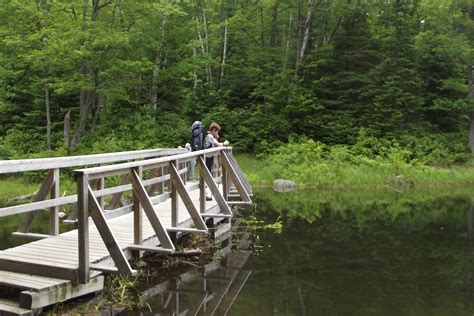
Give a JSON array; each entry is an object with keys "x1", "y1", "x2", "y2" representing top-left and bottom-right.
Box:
[{"x1": 190, "y1": 121, "x2": 229, "y2": 200}]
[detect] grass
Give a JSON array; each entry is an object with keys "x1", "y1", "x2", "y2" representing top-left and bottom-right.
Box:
[
  {"x1": 235, "y1": 153, "x2": 474, "y2": 190},
  {"x1": 0, "y1": 176, "x2": 39, "y2": 205}
]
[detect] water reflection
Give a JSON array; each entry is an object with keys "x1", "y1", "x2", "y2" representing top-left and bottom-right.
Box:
[
  {"x1": 122, "y1": 229, "x2": 252, "y2": 315},
  {"x1": 4, "y1": 187, "x2": 474, "y2": 315},
  {"x1": 227, "y1": 188, "x2": 474, "y2": 315}
]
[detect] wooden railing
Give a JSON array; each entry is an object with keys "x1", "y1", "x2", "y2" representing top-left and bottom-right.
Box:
[
  {"x1": 0, "y1": 148, "x2": 186, "y2": 238},
  {"x1": 74, "y1": 147, "x2": 252, "y2": 284}
]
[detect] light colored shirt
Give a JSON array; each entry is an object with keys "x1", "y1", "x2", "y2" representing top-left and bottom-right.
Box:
[{"x1": 204, "y1": 132, "x2": 219, "y2": 149}]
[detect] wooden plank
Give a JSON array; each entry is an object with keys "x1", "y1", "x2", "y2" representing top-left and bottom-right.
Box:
[
  {"x1": 200, "y1": 164, "x2": 205, "y2": 213},
  {"x1": 11, "y1": 232, "x2": 50, "y2": 240},
  {"x1": 127, "y1": 245, "x2": 174, "y2": 254},
  {"x1": 198, "y1": 157, "x2": 232, "y2": 216},
  {"x1": 77, "y1": 173, "x2": 89, "y2": 284},
  {"x1": 131, "y1": 170, "x2": 175, "y2": 250},
  {"x1": 0, "y1": 252, "x2": 77, "y2": 267},
  {"x1": 166, "y1": 227, "x2": 207, "y2": 233},
  {"x1": 19, "y1": 275, "x2": 104, "y2": 309},
  {"x1": 133, "y1": 167, "x2": 143, "y2": 253},
  {"x1": 200, "y1": 213, "x2": 232, "y2": 218},
  {"x1": 0, "y1": 298, "x2": 33, "y2": 316},
  {"x1": 0, "y1": 252, "x2": 78, "y2": 267},
  {"x1": 75, "y1": 147, "x2": 225, "y2": 178},
  {"x1": 50, "y1": 168, "x2": 60, "y2": 236},
  {"x1": 169, "y1": 162, "x2": 207, "y2": 231},
  {"x1": 0, "y1": 271, "x2": 67, "y2": 290},
  {"x1": 88, "y1": 185, "x2": 135, "y2": 277},
  {"x1": 0, "y1": 148, "x2": 185, "y2": 174},
  {"x1": 0, "y1": 257, "x2": 78, "y2": 283},
  {"x1": 0, "y1": 195, "x2": 77, "y2": 218}
]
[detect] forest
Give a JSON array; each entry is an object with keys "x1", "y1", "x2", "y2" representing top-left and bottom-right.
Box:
[{"x1": 0, "y1": 0, "x2": 473, "y2": 165}]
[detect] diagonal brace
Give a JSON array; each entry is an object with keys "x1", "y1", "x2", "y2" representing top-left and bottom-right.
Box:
[
  {"x1": 169, "y1": 161, "x2": 208, "y2": 231},
  {"x1": 221, "y1": 152, "x2": 251, "y2": 203},
  {"x1": 88, "y1": 185, "x2": 135, "y2": 276},
  {"x1": 198, "y1": 156, "x2": 232, "y2": 216},
  {"x1": 131, "y1": 169, "x2": 175, "y2": 250}
]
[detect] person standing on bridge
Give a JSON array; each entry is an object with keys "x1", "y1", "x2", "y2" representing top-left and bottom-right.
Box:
[{"x1": 204, "y1": 122, "x2": 229, "y2": 200}]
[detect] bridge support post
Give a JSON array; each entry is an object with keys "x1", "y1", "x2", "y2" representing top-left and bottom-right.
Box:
[
  {"x1": 77, "y1": 172, "x2": 90, "y2": 284},
  {"x1": 49, "y1": 168, "x2": 60, "y2": 236},
  {"x1": 132, "y1": 167, "x2": 143, "y2": 258},
  {"x1": 199, "y1": 154, "x2": 205, "y2": 213}
]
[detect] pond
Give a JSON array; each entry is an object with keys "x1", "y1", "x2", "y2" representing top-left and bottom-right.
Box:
[
  {"x1": 119, "y1": 187, "x2": 474, "y2": 315},
  {"x1": 2, "y1": 187, "x2": 474, "y2": 315}
]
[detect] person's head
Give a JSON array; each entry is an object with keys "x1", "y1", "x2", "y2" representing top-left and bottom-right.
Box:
[{"x1": 208, "y1": 122, "x2": 221, "y2": 138}]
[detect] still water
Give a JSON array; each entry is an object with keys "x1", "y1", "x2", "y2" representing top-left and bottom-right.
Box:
[
  {"x1": 132, "y1": 188, "x2": 474, "y2": 315},
  {"x1": 2, "y1": 188, "x2": 474, "y2": 315}
]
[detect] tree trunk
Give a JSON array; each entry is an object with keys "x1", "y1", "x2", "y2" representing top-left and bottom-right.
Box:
[
  {"x1": 44, "y1": 84, "x2": 51, "y2": 150},
  {"x1": 69, "y1": 0, "x2": 109, "y2": 151},
  {"x1": 295, "y1": 0, "x2": 315, "y2": 77},
  {"x1": 468, "y1": 5, "x2": 474, "y2": 154},
  {"x1": 150, "y1": 6, "x2": 167, "y2": 111},
  {"x1": 200, "y1": 1, "x2": 212, "y2": 84},
  {"x1": 64, "y1": 110, "x2": 71, "y2": 149},
  {"x1": 468, "y1": 62, "x2": 474, "y2": 153},
  {"x1": 196, "y1": 16, "x2": 212, "y2": 85},
  {"x1": 192, "y1": 47, "x2": 198, "y2": 89},
  {"x1": 91, "y1": 93, "x2": 102, "y2": 132},
  {"x1": 258, "y1": 0, "x2": 265, "y2": 46},
  {"x1": 283, "y1": 13, "x2": 292, "y2": 70},
  {"x1": 270, "y1": 1, "x2": 279, "y2": 48},
  {"x1": 220, "y1": 19, "x2": 228, "y2": 85}
]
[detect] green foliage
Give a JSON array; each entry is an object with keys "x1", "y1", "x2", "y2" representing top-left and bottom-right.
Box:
[
  {"x1": 245, "y1": 137, "x2": 474, "y2": 189},
  {"x1": 0, "y1": 0, "x2": 472, "y2": 161}
]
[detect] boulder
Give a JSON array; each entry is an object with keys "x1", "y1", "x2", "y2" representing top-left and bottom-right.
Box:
[{"x1": 273, "y1": 179, "x2": 297, "y2": 192}]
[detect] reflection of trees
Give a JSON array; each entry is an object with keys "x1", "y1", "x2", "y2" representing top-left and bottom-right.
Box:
[
  {"x1": 233, "y1": 189, "x2": 474, "y2": 315},
  {"x1": 134, "y1": 231, "x2": 252, "y2": 315}
]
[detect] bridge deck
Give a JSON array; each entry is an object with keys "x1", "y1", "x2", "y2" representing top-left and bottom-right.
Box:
[{"x1": 0, "y1": 184, "x2": 220, "y2": 292}]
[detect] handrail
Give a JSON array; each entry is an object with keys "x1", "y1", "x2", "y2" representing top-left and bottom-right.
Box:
[
  {"x1": 0, "y1": 148, "x2": 188, "y2": 233},
  {"x1": 75, "y1": 147, "x2": 226, "y2": 178},
  {"x1": 0, "y1": 147, "x2": 253, "y2": 285},
  {"x1": 74, "y1": 147, "x2": 252, "y2": 284},
  {"x1": 0, "y1": 148, "x2": 186, "y2": 174}
]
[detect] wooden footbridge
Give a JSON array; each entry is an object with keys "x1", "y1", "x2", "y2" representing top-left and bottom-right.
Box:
[{"x1": 0, "y1": 147, "x2": 252, "y2": 315}]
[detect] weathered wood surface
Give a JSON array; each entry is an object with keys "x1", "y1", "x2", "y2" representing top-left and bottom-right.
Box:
[
  {"x1": 0, "y1": 183, "x2": 220, "y2": 291},
  {"x1": 0, "y1": 148, "x2": 186, "y2": 174}
]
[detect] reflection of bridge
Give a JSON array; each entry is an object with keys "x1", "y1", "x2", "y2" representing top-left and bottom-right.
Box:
[
  {"x1": 0, "y1": 147, "x2": 252, "y2": 315},
  {"x1": 138, "y1": 228, "x2": 252, "y2": 315}
]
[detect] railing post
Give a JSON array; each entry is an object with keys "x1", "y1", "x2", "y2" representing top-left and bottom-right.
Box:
[
  {"x1": 77, "y1": 172, "x2": 89, "y2": 284},
  {"x1": 199, "y1": 154, "x2": 205, "y2": 213},
  {"x1": 50, "y1": 168, "x2": 60, "y2": 235},
  {"x1": 97, "y1": 176, "x2": 105, "y2": 210},
  {"x1": 132, "y1": 166, "x2": 143, "y2": 258},
  {"x1": 220, "y1": 152, "x2": 228, "y2": 201},
  {"x1": 171, "y1": 160, "x2": 178, "y2": 227},
  {"x1": 170, "y1": 161, "x2": 178, "y2": 244},
  {"x1": 159, "y1": 166, "x2": 165, "y2": 194}
]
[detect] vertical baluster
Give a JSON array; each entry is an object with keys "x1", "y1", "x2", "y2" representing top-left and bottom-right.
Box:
[
  {"x1": 132, "y1": 167, "x2": 143, "y2": 258},
  {"x1": 50, "y1": 168, "x2": 60, "y2": 235},
  {"x1": 171, "y1": 160, "x2": 178, "y2": 227},
  {"x1": 199, "y1": 154, "x2": 205, "y2": 213},
  {"x1": 77, "y1": 172, "x2": 89, "y2": 284}
]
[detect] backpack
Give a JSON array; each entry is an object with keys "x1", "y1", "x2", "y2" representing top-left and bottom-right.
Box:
[{"x1": 190, "y1": 121, "x2": 205, "y2": 151}]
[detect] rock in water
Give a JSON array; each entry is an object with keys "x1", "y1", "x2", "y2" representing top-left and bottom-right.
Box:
[{"x1": 273, "y1": 179, "x2": 297, "y2": 192}]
